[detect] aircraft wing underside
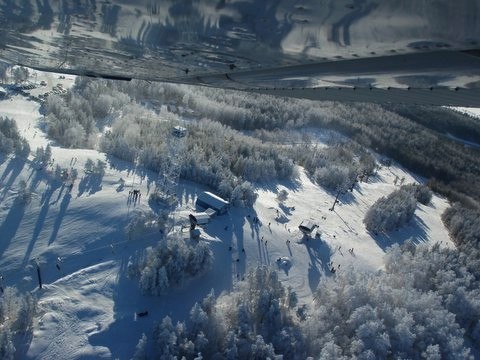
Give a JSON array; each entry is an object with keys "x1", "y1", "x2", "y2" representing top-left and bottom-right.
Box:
[{"x1": 1, "y1": 0, "x2": 480, "y2": 106}]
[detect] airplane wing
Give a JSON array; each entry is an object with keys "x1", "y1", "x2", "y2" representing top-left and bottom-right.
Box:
[{"x1": 1, "y1": 0, "x2": 480, "y2": 106}]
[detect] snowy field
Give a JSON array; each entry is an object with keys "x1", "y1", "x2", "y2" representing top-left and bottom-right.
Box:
[{"x1": 0, "y1": 80, "x2": 455, "y2": 358}]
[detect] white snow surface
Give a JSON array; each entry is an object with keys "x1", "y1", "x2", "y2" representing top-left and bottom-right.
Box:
[
  {"x1": 450, "y1": 107, "x2": 480, "y2": 119},
  {"x1": 0, "y1": 81, "x2": 455, "y2": 359}
]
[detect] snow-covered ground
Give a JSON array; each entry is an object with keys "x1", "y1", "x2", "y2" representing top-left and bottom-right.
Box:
[
  {"x1": 450, "y1": 107, "x2": 480, "y2": 119},
  {"x1": 0, "y1": 83, "x2": 454, "y2": 358}
]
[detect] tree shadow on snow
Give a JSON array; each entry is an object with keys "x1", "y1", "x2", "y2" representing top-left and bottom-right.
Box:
[
  {"x1": 385, "y1": 166, "x2": 425, "y2": 187},
  {"x1": 323, "y1": 188, "x2": 359, "y2": 208},
  {"x1": 216, "y1": 208, "x2": 254, "y2": 277},
  {"x1": 87, "y1": 255, "x2": 163, "y2": 359},
  {"x1": 278, "y1": 203, "x2": 293, "y2": 217},
  {"x1": 332, "y1": 209, "x2": 359, "y2": 236},
  {"x1": 89, "y1": 236, "x2": 236, "y2": 359},
  {"x1": 145, "y1": 176, "x2": 155, "y2": 196},
  {"x1": 0, "y1": 202, "x2": 27, "y2": 258},
  {"x1": 371, "y1": 214, "x2": 430, "y2": 251},
  {"x1": 300, "y1": 235, "x2": 332, "y2": 293},
  {"x1": 353, "y1": 183, "x2": 364, "y2": 196},
  {"x1": 48, "y1": 190, "x2": 72, "y2": 245},
  {"x1": 229, "y1": 211, "x2": 248, "y2": 275},
  {"x1": 22, "y1": 181, "x2": 61, "y2": 266},
  {"x1": 104, "y1": 154, "x2": 160, "y2": 199},
  {"x1": 337, "y1": 190, "x2": 358, "y2": 206},
  {"x1": 105, "y1": 155, "x2": 144, "y2": 180},
  {"x1": 243, "y1": 208, "x2": 273, "y2": 267},
  {"x1": 13, "y1": 329, "x2": 34, "y2": 360},
  {"x1": 27, "y1": 166, "x2": 50, "y2": 193},
  {"x1": 0, "y1": 153, "x2": 7, "y2": 166},
  {"x1": 254, "y1": 175, "x2": 302, "y2": 196},
  {"x1": 88, "y1": 260, "x2": 143, "y2": 358},
  {"x1": 177, "y1": 180, "x2": 200, "y2": 207},
  {"x1": 77, "y1": 173, "x2": 103, "y2": 197},
  {"x1": 0, "y1": 157, "x2": 26, "y2": 203}
]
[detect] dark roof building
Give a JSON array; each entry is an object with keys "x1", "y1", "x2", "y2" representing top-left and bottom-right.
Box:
[
  {"x1": 172, "y1": 125, "x2": 187, "y2": 137},
  {"x1": 299, "y1": 220, "x2": 317, "y2": 235},
  {"x1": 189, "y1": 212, "x2": 210, "y2": 226},
  {"x1": 196, "y1": 191, "x2": 229, "y2": 215}
]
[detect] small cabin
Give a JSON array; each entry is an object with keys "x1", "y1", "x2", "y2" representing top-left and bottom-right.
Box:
[
  {"x1": 189, "y1": 212, "x2": 210, "y2": 227},
  {"x1": 299, "y1": 220, "x2": 317, "y2": 235},
  {"x1": 172, "y1": 125, "x2": 187, "y2": 138},
  {"x1": 196, "y1": 191, "x2": 229, "y2": 215}
]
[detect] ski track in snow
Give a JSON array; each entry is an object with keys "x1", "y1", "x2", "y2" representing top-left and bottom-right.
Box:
[{"x1": 0, "y1": 76, "x2": 455, "y2": 359}]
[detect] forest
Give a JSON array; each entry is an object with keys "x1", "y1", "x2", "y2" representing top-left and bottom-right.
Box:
[
  {"x1": 142, "y1": 236, "x2": 480, "y2": 359},
  {"x1": 131, "y1": 199, "x2": 480, "y2": 359},
  {"x1": 43, "y1": 78, "x2": 480, "y2": 208},
  {"x1": 2, "y1": 70, "x2": 480, "y2": 358},
  {"x1": 43, "y1": 79, "x2": 378, "y2": 204}
]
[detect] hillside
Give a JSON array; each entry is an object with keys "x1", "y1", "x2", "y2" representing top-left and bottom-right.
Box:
[{"x1": 0, "y1": 82, "x2": 457, "y2": 358}]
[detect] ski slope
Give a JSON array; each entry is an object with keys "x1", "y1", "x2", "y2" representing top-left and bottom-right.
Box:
[{"x1": 0, "y1": 85, "x2": 455, "y2": 359}]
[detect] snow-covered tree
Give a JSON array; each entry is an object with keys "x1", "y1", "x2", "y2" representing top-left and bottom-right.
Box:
[
  {"x1": 224, "y1": 331, "x2": 239, "y2": 360},
  {"x1": 141, "y1": 241, "x2": 480, "y2": 359},
  {"x1": 63, "y1": 122, "x2": 87, "y2": 148},
  {"x1": 402, "y1": 183, "x2": 433, "y2": 205},
  {"x1": 0, "y1": 62, "x2": 9, "y2": 83},
  {"x1": 14, "y1": 138, "x2": 30, "y2": 158},
  {"x1": 33, "y1": 145, "x2": 51, "y2": 168},
  {"x1": 314, "y1": 164, "x2": 353, "y2": 193},
  {"x1": 131, "y1": 333, "x2": 147, "y2": 360},
  {"x1": 364, "y1": 188, "x2": 417, "y2": 233},
  {"x1": 154, "y1": 316, "x2": 178, "y2": 359},
  {"x1": 0, "y1": 287, "x2": 36, "y2": 359},
  {"x1": 11, "y1": 66, "x2": 29, "y2": 83},
  {"x1": 83, "y1": 159, "x2": 105, "y2": 176},
  {"x1": 125, "y1": 209, "x2": 162, "y2": 240},
  {"x1": 305, "y1": 264, "x2": 472, "y2": 359},
  {"x1": 147, "y1": 267, "x2": 305, "y2": 358},
  {"x1": 92, "y1": 94, "x2": 114, "y2": 118},
  {"x1": 0, "y1": 329, "x2": 14, "y2": 360},
  {"x1": 84, "y1": 158, "x2": 94, "y2": 173},
  {"x1": 137, "y1": 235, "x2": 214, "y2": 295},
  {"x1": 442, "y1": 204, "x2": 480, "y2": 251},
  {"x1": 250, "y1": 335, "x2": 276, "y2": 359},
  {"x1": 0, "y1": 117, "x2": 28, "y2": 156},
  {"x1": 231, "y1": 181, "x2": 258, "y2": 207},
  {"x1": 276, "y1": 189, "x2": 289, "y2": 203}
]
